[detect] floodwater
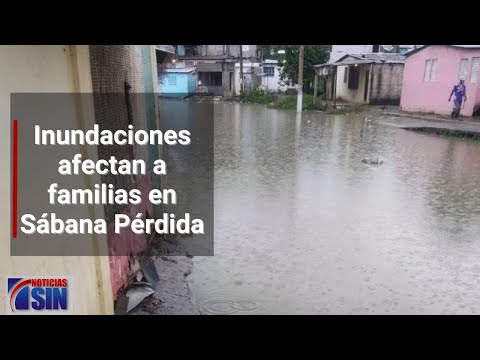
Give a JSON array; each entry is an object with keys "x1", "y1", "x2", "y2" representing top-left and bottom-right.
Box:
[{"x1": 188, "y1": 103, "x2": 480, "y2": 315}]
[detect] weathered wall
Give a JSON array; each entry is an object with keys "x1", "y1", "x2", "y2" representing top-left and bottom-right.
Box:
[
  {"x1": 0, "y1": 45, "x2": 113, "y2": 315},
  {"x1": 258, "y1": 62, "x2": 290, "y2": 93},
  {"x1": 476, "y1": 82, "x2": 480, "y2": 115},
  {"x1": 197, "y1": 62, "x2": 223, "y2": 72},
  {"x1": 400, "y1": 45, "x2": 480, "y2": 116},
  {"x1": 228, "y1": 45, "x2": 257, "y2": 59},
  {"x1": 223, "y1": 62, "x2": 235, "y2": 98},
  {"x1": 89, "y1": 45, "x2": 158, "y2": 298},
  {"x1": 198, "y1": 45, "x2": 257, "y2": 59},
  {"x1": 370, "y1": 63, "x2": 404, "y2": 105}
]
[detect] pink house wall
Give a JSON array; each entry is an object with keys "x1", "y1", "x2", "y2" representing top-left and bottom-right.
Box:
[{"x1": 400, "y1": 46, "x2": 480, "y2": 116}]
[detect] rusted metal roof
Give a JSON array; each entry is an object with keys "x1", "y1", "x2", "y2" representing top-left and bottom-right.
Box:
[{"x1": 315, "y1": 52, "x2": 405, "y2": 68}]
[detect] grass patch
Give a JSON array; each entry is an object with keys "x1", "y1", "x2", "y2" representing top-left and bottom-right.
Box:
[
  {"x1": 268, "y1": 95, "x2": 315, "y2": 110},
  {"x1": 240, "y1": 88, "x2": 275, "y2": 104}
]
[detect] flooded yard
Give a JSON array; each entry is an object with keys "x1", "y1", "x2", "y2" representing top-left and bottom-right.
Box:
[{"x1": 189, "y1": 103, "x2": 480, "y2": 314}]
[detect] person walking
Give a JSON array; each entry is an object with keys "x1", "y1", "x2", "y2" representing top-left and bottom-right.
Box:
[{"x1": 449, "y1": 79, "x2": 467, "y2": 119}]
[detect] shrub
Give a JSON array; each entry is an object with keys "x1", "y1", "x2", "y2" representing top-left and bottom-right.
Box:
[
  {"x1": 240, "y1": 88, "x2": 275, "y2": 104},
  {"x1": 268, "y1": 95, "x2": 315, "y2": 110}
]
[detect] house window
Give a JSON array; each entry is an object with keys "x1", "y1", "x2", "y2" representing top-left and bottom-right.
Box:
[
  {"x1": 470, "y1": 57, "x2": 480, "y2": 83},
  {"x1": 423, "y1": 59, "x2": 437, "y2": 82},
  {"x1": 430, "y1": 59, "x2": 438, "y2": 81},
  {"x1": 168, "y1": 76, "x2": 176, "y2": 86},
  {"x1": 458, "y1": 58, "x2": 469, "y2": 80},
  {"x1": 264, "y1": 66, "x2": 275, "y2": 77},
  {"x1": 343, "y1": 67, "x2": 348, "y2": 83}
]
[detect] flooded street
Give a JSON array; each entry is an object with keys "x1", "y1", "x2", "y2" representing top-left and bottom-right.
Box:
[{"x1": 188, "y1": 103, "x2": 480, "y2": 315}]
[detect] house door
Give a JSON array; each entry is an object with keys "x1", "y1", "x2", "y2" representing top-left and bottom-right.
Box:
[{"x1": 364, "y1": 70, "x2": 369, "y2": 102}]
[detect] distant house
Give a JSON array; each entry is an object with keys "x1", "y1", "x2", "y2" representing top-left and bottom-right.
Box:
[
  {"x1": 400, "y1": 45, "x2": 480, "y2": 117},
  {"x1": 315, "y1": 53, "x2": 405, "y2": 105},
  {"x1": 329, "y1": 45, "x2": 417, "y2": 63},
  {"x1": 233, "y1": 61, "x2": 260, "y2": 95},
  {"x1": 177, "y1": 45, "x2": 258, "y2": 97},
  {"x1": 258, "y1": 59, "x2": 295, "y2": 93},
  {"x1": 159, "y1": 68, "x2": 197, "y2": 98}
]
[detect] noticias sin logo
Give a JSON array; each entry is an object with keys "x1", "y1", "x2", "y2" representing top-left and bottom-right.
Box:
[{"x1": 6, "y1": 277, "x2": 72, "y2": 315}]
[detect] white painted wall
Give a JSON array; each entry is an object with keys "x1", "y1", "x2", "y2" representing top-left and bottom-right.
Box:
[
  {"x1": 260, "y1": 62, "x2": 291, "y2": 93},
  {"x1": 233, "y1": 60, "x2": 296, "y2": 95},
  {"x1": 0, "y1": 45, "x2": 113, "y2": 315},
  {"x1": 233, "y1": 62, "x2": 260, "y2": 95}
]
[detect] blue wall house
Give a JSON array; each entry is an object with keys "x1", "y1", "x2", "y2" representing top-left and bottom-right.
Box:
[{"x1": 159, "y1": 68, "x2": 197, "y2": 98}]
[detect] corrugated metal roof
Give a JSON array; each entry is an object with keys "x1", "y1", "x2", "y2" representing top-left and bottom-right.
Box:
[
  {"x1": 340, "y1": 53, "x2": 405, "y2": 63},
  {"x1": 315, "y1": 53, "x2": 405, "y2": 67},
  {"x1": 155, "y1": 45, "x2": 176, "y2": 54}
]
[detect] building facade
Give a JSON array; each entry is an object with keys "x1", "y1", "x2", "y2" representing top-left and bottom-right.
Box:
[
  {"x1": 316, "y1": 53, "x2": 405, "y2": 105},
  {"x1": 177, "y1": 45, "x2": 258, "y2": 97},
  {"x1": 400, "y1": 45, "x2": 480, "y2": 117},
  {"x1": 159, "y1": 68, "x2": 197, "y2": 98},
  {"x1": 258, "y1": 59, "x2": 294, "y2": 93},
  {"x1": 329, "y1": 45, "x2": 417, "y2": 63}
]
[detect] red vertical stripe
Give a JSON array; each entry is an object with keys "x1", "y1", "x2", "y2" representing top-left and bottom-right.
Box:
[{"x1": 12, "y1": 119, "x2": 18, "y2": 238}]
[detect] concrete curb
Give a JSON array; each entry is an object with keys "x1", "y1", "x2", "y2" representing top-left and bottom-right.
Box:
[{"x1": 384, "y1": 112, "x2": 480, "y2": 127}]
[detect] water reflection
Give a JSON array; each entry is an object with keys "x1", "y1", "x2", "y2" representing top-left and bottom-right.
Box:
[{"x1": 189, "y1": 104, "x2": 480, "y2": 314}]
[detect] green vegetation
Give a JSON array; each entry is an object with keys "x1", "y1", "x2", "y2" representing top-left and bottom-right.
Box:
[
  {"x1": 240, "y1": 88, "x2": 275, "y2": 104},
  {"x1": 239, "y1": 88, "x2": 367, "y2": 114},
  {"x1": 240, "y1": 89, "x2": 316, "y2": 111},
  {"x1": 257, "y1": 45, "x2": 331, "y2": 95},
  {"x1": 268, "y1": 95, "x2": 315, "y2": 110}
]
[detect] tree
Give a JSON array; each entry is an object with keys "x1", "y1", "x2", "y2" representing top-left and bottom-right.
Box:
[{"x1": 258, "y1": 45, "x2": 331, "y2": 94}]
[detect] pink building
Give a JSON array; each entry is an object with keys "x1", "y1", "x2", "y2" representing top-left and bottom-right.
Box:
[{"x1": 400, "y1": 45, "x2": 480, "y2": 117}]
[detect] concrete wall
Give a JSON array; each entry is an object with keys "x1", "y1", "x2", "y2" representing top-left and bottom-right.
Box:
[
  {"x1": 197, "y1": 62, "x2": 223, "y2": 72},
  {"x1": 370, "y1": 63, "x2": 404, "y2": 105},
  {"x1": 476, "y1": 82, "x2": 480, "y2": 115},
  {"x1": 233, "y1": 62, "x2": 259, "y2": 95},
  {"x1": 198, "y1": 45, "x2": 257, "y2": 59},
  {"x1": 89, "y1": 45, "x2": 158, "y2": 298},
  {"x1": 228, "y1": 45, "x2": 257, "y2": 59},
  {"x1": 335, "y1": 65, "x2": 370, "y2": 104},
  {"x1": 400, "y1": 45, "x2": 480, "y2": 116},
  {"x1": 0, "y1": 45, "x2": 113, "y2": 315}
]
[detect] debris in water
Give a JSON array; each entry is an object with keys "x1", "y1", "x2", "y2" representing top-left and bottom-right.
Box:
[{"x1": 362, "y1": 156, "x2": 384, "y2": 165}]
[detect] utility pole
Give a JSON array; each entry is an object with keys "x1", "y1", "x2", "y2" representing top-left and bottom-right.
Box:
[
  {"x1": 239, "y1": 45, "x2": 244, "y2": 92},
  {"x1": 296, "y1": 45, "x2": 304, "y2": 113}
]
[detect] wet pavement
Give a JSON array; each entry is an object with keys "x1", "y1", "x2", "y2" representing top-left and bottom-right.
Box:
[{"x1": 188, "y1": 103, "x2": 480, "y2": 315}]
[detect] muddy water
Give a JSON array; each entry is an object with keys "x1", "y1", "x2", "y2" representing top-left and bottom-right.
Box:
[{"x1": 188, "y1": 103, "x2": 480, "y2": 315}]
